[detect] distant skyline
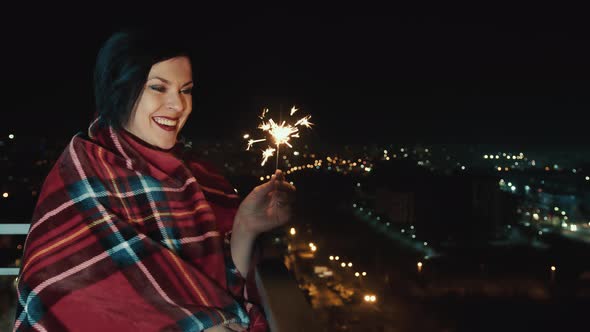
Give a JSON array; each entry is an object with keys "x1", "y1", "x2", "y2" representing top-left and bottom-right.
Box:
[{"x1": 3, "y1": 5, "x2": 590, "y2": 144}]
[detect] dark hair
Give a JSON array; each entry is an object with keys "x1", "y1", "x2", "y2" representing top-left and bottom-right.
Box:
[{"x1": 93, "y1": 28, "x2": 193, "y2": 129}]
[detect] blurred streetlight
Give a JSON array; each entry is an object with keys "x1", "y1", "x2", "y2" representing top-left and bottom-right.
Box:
[
  {"x1": 550, "y1": 265, "x2": 556, "y2": 282},
  {"x1": 362, "y1": 272, "x2": 367, "y2": 276},
  {"x1": 348, "y1": 262, "x2": 353, "y2": 267},
  {"x1": 417, "y1": 261, "x2": 423, "y2": 273},
  {"x1": 2, "y1": 192, "x2": 8, "y2": 198},
  {"x1": 290, "y1": 227, "x2": 296, "y2": 236},
  {"x1": 355, "y1": 272, "x2": 360, "y2": 277},
  {"x1": 341, "y1": 262, "x2": 346, "y2": 268},
  {"x1": 364, "y1": 294, "x2": 377, "y2": 303},
  {"x1": 329, "y1": 256, "x2": 334, "y2": 261},
  {"x1": 335, "y1": 256, "x2": 340, "y2": 261}
]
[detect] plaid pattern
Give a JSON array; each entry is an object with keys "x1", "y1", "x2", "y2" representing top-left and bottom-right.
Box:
[{"x1": 14, "y1": 118, "x2": 268, "y2": 331}]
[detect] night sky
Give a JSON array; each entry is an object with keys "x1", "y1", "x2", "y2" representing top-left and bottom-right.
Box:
[{"x1": 3, "y1": 4, "x2": 590, "y2": 144}]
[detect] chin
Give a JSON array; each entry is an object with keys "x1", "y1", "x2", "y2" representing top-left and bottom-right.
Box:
[
  {"x1": 152, "y1": 137, "x2": 175, "y2": 150},
  {"x1": 158, "y1": 142, "x2": 175, "y2": 150}
]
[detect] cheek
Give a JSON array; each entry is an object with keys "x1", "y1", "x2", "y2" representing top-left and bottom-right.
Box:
[
  {"x1": 185, "y1": 95, "x2": 193, "y2": 110},
  {"x1": 183, "y1": 97, "x2": 193, "y2": 116},
  {"x1": 138, "y1": 93, "x2": 163, "y2": 116}
]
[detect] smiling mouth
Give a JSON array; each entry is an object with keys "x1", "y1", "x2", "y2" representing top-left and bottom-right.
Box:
[{"x1": 152, "y1": 116, "x2": 178, "y2": 132}]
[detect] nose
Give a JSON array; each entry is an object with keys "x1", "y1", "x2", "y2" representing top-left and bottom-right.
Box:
[{"x1": 165, "y1": 91, "x2": 186, "y2": 112}]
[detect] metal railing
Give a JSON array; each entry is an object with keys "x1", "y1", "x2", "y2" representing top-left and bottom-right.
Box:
[
  {"x1": 1, "y1": 224, "x2": 322, "y2": 331},
  {"x1": 0, "y1": 223, "x2": 29, "y2": 276},
  {"x1": 255, "y1": 257, "x2": 323, "y2": 332}
]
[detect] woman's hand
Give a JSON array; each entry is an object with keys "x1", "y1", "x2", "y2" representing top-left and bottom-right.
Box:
[
  {"x1": 234, "y1": 169, "x2": 296, "y2": 238},
  {"x1": 203, "y1": 324, "x2": 239, "y2": 332}
]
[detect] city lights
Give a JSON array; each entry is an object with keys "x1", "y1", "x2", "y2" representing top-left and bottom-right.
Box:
[
  {"x1": 4, "y1": 130, "x2": 588, "y2": 327},
  {"x1": 364, "y1": 294, "x2": 377, "y2": 303}
]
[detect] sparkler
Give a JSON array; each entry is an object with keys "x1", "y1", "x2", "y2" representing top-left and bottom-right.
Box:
[{"x1": 244, "y1": 105, "x2": 313, "y2": 169}]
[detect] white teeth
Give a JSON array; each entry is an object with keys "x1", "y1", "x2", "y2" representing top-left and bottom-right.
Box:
[{"x1": 153, "y1": 117, "x2": 178, "y2": 126}]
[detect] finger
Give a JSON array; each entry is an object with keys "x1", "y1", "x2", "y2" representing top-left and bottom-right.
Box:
[
  {"x1": 251, "y1": 174, "x2": 280, "y2": 199},
  {"x1": 275, "y1": 169, "x2": 285, "y2": 182},
  {"x1": 224, "y1": 323, "x2": 247, "y2": 332},
  {"x1": 274, "y1": 170, "x2": 297, "y2": 192},
  {"x1": 268, "y1": 204, "x2": 292, "y2": 226},
  {"x1": 270, "y1": 191, "x2": 292, "y2": 204},
  {"x1": 273, "y1": 180, "x2": 296, "y2": 193}
]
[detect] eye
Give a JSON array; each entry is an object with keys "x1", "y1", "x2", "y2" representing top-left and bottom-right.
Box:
[
  {"x1": 181, "y1": 88, "x2": 193, "y2": 95},
  {"x1": 149, "y1": 85, "x2": 166, "y2": 92}
]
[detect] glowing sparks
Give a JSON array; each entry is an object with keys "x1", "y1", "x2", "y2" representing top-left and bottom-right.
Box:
[
  {"x1": 261, "y1": 147, "x2": 276, "y2": 166},
  {"x1": 268, "y1": 119, "x2": 298, "y2": 147},
  {"x1": 294, "y1": 115, "x2": 313, "y2": 128},
  {"x1": 246, "y1": 138, "x2": 266, "y2": 150},
  {"x1": 244, "y1": 105, "x2": 313, "y2": 168},
  {"x1": 259, "y1": 108, "x2": 269, "y2": 119},
  {"x1": 258, "y1": 122, "x2": 271, "y2": 131}
]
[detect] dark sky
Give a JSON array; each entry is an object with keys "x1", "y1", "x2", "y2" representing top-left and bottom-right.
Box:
[{"x1": 3, "y1": 4, "x2": 590, "y2": 145}]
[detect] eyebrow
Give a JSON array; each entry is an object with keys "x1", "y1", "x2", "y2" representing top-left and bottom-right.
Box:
[{"x1": 149, "y1": 76, "x2": 193, "y2": 87}]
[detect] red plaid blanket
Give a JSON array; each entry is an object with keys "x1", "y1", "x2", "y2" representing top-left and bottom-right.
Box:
[{"x1": 14, "y1": 118, "x2": 268, "y2": 331}]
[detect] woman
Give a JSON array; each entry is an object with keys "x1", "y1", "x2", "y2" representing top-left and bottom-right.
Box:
[{"x1": 13, "y1": 29, "x2": 294, "y2": 332}]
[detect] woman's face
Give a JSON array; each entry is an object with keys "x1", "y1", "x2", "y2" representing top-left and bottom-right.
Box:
[{"x1": 125, "y1": 56, "x2": 193, "y2": 150}]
